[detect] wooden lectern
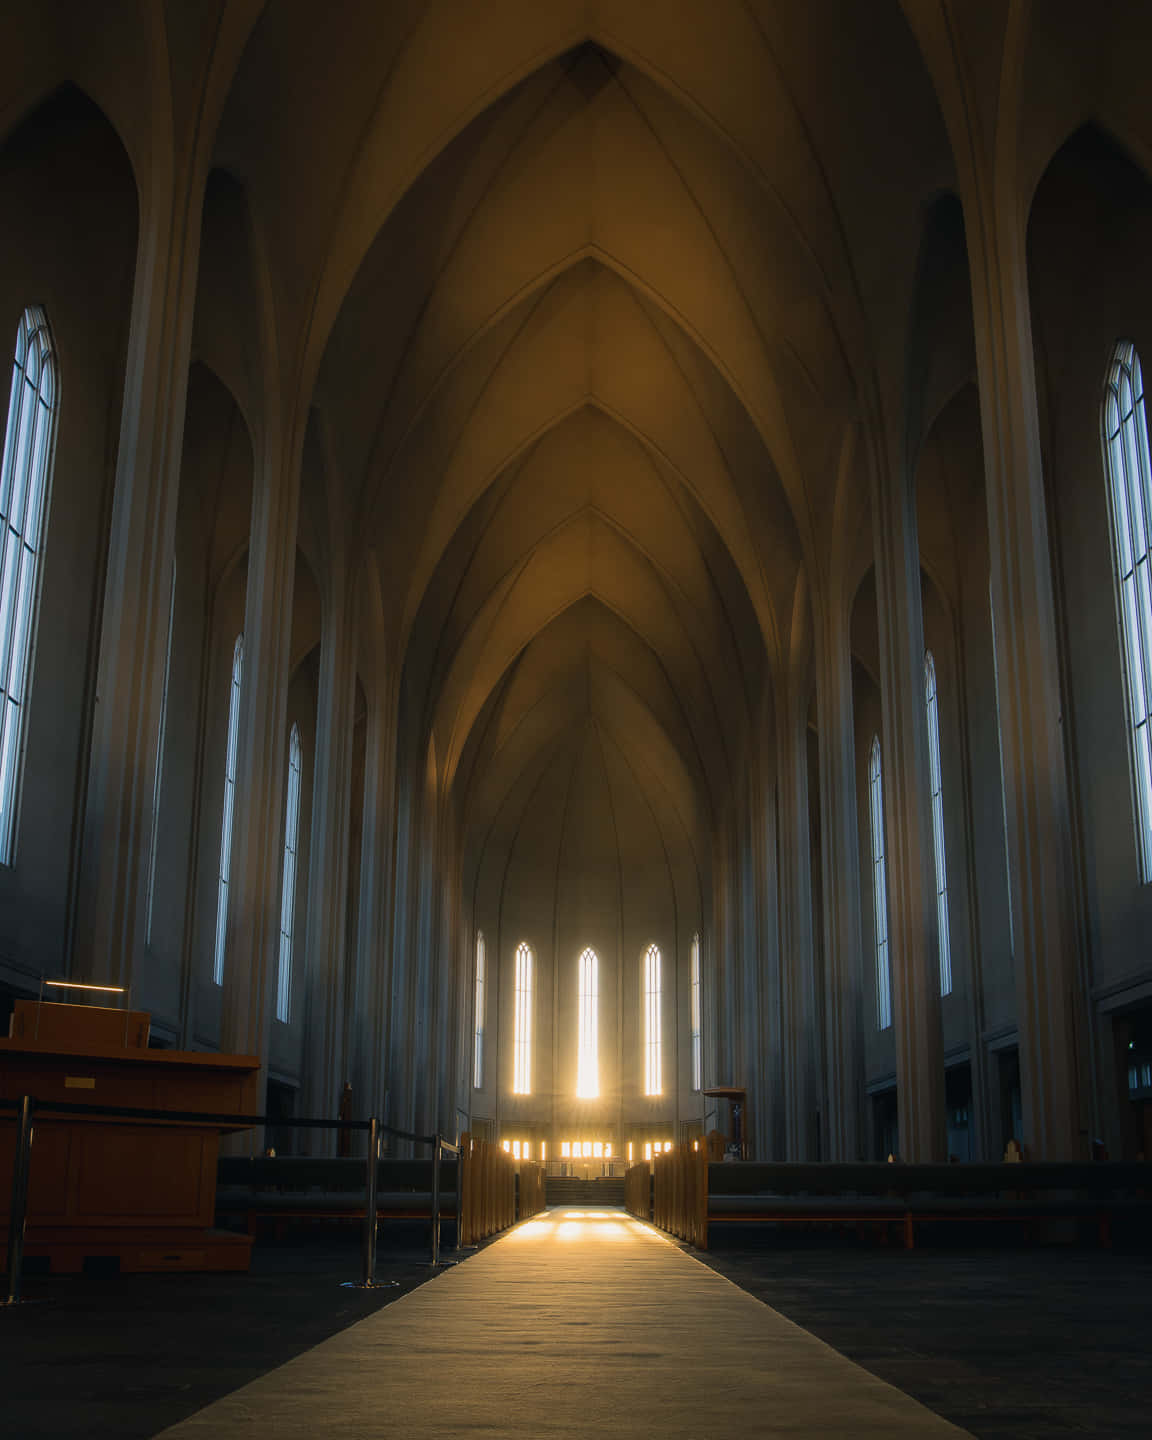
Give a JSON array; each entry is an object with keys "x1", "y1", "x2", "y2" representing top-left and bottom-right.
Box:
[{"x1": 0, "y1": 1001, "x2": 259, "y2": 1274}]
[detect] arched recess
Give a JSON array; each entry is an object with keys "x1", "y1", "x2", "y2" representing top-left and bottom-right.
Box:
[
  {"x1": 0, "y1": 85, "x2": 138, "y2": 999},
  {"x1": 1026, "y1": 124, "x2": 1152, "y2": 1158}
]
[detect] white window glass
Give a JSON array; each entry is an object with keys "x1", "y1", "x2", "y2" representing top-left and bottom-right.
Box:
[
  {"x1": 513, "y1": 941, "x2": 532, "y2": 1094},
  {"x1": 576, "y1": 947, "x2": 598, "y2": 1098},
  {"x1": 868, "y1": 735, "x2": 892, "y2": 1030},
  {"x1": 690, "y1": 933, "x2": 702, "y2": 1091},
  {"x1": 473, "y1": 931, "x2": 485, "y2": 1089},
  {"x1": 643, "y1": 943, "x2": 662, "y2": 1095},
  {"x1": 145, "y1": 561, "x2": 176, "y2": 943},
  {"x1": 275, "y1": 723, "x2": 302, "y2": 1023},
  {"x1": 0, "y1": 307, "x2": 57, "y2": 864},
  {"x1": 1103, "y1": 342, "x2": 1152, "y2": 880},
  {"x1": 213, "y1": 634, "x2": 243, "y2": 985},
  {"x1": 924, "y1": 653, "x2": 952, "y2": 996}
]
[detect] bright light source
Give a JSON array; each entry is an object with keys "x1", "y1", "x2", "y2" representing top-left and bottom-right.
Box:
[
  {"x1": 561, "y1": 1141, "x2": 571, "y2": 1158},
  {"x1": 576, "y1": 947, "x2": 598, "y2": 1097},
  {"x1": 502, "y1": 1139, "x2": 511, "y2": 1153},
  {"x1": 43, "y1": 980, "x2": 125, "y2": 993}
]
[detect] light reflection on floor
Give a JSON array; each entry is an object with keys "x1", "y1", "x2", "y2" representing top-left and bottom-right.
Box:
[{"x1": 506, "y1": 1208, "x2": 663, "y2": 1243}]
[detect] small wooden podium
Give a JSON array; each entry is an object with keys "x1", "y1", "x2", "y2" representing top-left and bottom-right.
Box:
[{"x1": 0, "y1": 1001, "x2": 258, "y2": 1274}]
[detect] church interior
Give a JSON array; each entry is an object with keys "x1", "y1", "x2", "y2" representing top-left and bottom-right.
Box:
[{"x1": 2, "y1": 3, "x2": 1152, "y2": 1436}]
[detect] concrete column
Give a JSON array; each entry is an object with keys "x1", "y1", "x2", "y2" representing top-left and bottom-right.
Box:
[
  {"x1": 73, "y1": 177, "x2": 202, "y2": 989},
  {"x1": 871, "y1": 441, "x2": 946, "y2": 1162},
  {"x1": 967, "y1": 215, "x2": 1084, "y2": 1160},
  {"x1": 299, "y1": 567, "x2": 356, "y2": 1144},
  {"x1": 776, "y1": 681, "x2": 818, "y2": 1159},
  {"x1": 219, "y1": 432, "x2": 300, "y2": 1087},
  {"x1": 814, "y1": 600, "x2": 867, "y2": 1160}
]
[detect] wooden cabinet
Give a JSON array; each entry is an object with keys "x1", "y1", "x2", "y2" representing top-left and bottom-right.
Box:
[{"x1": 0, "y1": 1035, "x2": 260, "y2": 1273}]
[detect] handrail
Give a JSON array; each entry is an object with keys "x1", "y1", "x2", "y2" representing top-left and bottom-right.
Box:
[{"x1": 1, "y1": 1092, "x2": 463, "y2": 1304}]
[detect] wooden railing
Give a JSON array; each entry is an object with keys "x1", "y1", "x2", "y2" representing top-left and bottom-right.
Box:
[
  {"x1": 624, "y1": 1161, "x2": 652, "y2": 1220},
  {"x1": 458, "y1": 1133, "x2": 515, "y2": 1245},
  {"x1": 517, "y1": 1161, "x2": 547, "y2": 1222},
  {"x1": 652, "y1": 1142, "x2": 708, "y2": 1248}
]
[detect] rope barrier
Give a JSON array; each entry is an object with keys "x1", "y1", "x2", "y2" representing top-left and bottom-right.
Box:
[{"x1": 1, "y1": 1093, "x2": 461, "y2": 1304}]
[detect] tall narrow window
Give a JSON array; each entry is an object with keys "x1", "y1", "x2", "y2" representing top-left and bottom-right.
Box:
[
  {"x1": 690, "y1": 933, "x2": 702, "y2": 1092},
  {"x1": 513, "y1": 941, "x2": 532, "y2": 1094},
  {"x1": 576, "y1": 947, "x2": 598, "y2": 1098},
  {"x1": 145, "y1": 561, "x2": 176, "y2": 943},
  {"x1": 868, "y1": 735, "x2": 892, "y2": 1030},
  {"x1": 0, "y1": 306, "x2": 57, "y2": 865},
  {"x1": 924, "y1": 653, "x2": 952, "y2": 995},
  {"x1": 473, "y1": 931, "x2": 485, "y2": 1089},
  {"x1": 213, "y1": 634, "x2": 243, "y2": 985},
  {"x1": 1103, "y1": 342, "x2": 1152, "y2": 880},
  {"x1": 275, "y1": 723, "x2": 302, "y2": 1023},
  {"x1": 643, "y1": 944, "x2": 662, "y2": 1095}
]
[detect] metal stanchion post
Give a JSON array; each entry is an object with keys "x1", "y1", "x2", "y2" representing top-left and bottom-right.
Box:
[
  {"x1": 3, "y1": 1095, "x2": 47, "y2": 1308},
  {"x1": 341, "y1": 1115, "x2": 396, "y2": 1290}
]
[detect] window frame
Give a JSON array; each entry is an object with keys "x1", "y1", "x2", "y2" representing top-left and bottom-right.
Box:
[
  {"x1": 643, "y1": 943, "x2": 662, "y2": 1096},
  {"x1": 0, "y1": 305, "x2": 58, "y2": 866},
  {"x1": 868, "y1": 734, "x2": 892, "y2": 1030},
  {"x1": 513, "y1": 941, "x2": 532, "y2": 1095},
  {"x1": 473, "y1": 931, "x2": 485, "y2": 1089},
  {"x1": 275, "y1": 722, "x2": 302, "y2": 1024},
  {"x1": 1102, "y1": 341, "x2": 1152, "y2": 882},
  {"x1": 213, "y1": 633, "x2": 243, "y2": 985},
  {"x1": 924, "y1": 652, "x2": 952, "y2": 996},
  {"x1": 690, "y1": 932, "x2": 702, "y2": 1092},
  {"x1": 576, "y1": 946, "x2": 599, "y2": 1098}
]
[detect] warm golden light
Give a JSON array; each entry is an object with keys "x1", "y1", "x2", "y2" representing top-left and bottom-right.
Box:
[
  {"x1": 502, "y1": 1139, "x2": 511, "y2": 1152},
  {"x1": 43, "y1": 980, "x2": 126, "y2": 993},
  {"x1": 560, "y1": 1141, "x2": 571, "y2": 1158},
  {"x1": 592, "y1": 1141, "x2": 602, "y2": 1158}
]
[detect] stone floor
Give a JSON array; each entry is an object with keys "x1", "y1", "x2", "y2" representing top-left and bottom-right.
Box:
[{"x1": 1, "y1": 1214, "x2": 1149, "y2": 1437}]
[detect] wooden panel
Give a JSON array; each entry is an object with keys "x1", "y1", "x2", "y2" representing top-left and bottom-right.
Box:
[{"x1": 70, "y1": 1126, "x2": 213, "y2": 1226}]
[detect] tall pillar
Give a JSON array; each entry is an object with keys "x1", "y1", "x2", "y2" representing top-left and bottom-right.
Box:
[
  {"x1": 967, "y1": 214, "x2": 1084, "y2": 1160},
  {"x1": 73, "y1": 176, "x2": 202, "y2": 989},
  {"x1": 871, "y1": 440, "x2": 946, "y2": 1163},
  {"x1": 776, "y1": 677, "x2": 819, "y2": 1159},
  {"x1": 814, "y1": 599, "x2": 867, "y2": 1160},
  {"x1": 219, "y1": 433, "x2": 300, "y2": 1090},
  {"x1": 300, "y1": 565, "x2": 356, "y2": 1145}
]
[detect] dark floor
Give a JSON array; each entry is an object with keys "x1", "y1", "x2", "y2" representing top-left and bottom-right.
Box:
[
  {"x1": 3, "y1": 1224, "x2": 1151, "y2": 1438},
  {"x1": 1, "y1": 1224, "x2": 459, "y2": 1440},
  {"x1": 699, "y1": 1238, "x2": 1152, "y2": 1438}
]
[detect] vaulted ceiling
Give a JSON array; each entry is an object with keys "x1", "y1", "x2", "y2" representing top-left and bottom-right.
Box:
[{"x1": 201, "y1": 0, "x2": 955, "y2": 883}]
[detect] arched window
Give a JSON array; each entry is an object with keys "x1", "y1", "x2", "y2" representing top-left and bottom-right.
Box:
[
  {"x1": 513, "y1": 941, "x2": 532, "y2": 1094},
  {"x1": 0, "y1": 306, "x2": 58, "y2": 864},
  {"x1": 924, "y1": 653, "x2": 952, "y2": 995},
  {"x1": 868, "y1": 735, "x2": 892, "y2": 1030},
  {"x1": 576, "y1": 947, "x2": 598, "y2": 1098},
  {"x1": 643, "y1": 943, "x2": 662, "y2": 1095},
  {"x1": 690, "y1": 933, "x2": 702, "y2": 1092},
  {"x1": 473, "y1": 931, "x2": 485, "y2": 1089},
  {"x1": 1103, "y1": 341, "x2": 1152, "y2": 880},
  {"x1": 213, "y1": 634, "x2": 243, "y2": 985},
  {"x1": 275, "y1": 723, "x2": 302, "y2": 1023}
]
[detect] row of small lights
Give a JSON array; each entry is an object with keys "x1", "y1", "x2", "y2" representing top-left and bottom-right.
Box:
[{"x1": 500, "y1": 1138, "x2": 681, "y2": 1162}]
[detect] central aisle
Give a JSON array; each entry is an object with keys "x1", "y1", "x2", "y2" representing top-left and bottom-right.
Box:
[{"x1": 157, "y1": 1209, "x2": 971, "y2": 1438}]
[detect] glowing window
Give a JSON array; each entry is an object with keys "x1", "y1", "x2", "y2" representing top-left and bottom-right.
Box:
[
  {"x1": 0, "y1": 307, "x2": 57, "y2": 865},
  {"x1": 513, "y1": 942, "x2": 533, "y2": 1094},
  {"x1": 512, "y1": 1140, "x2": 521, "y2": 1160},
  {"x1": 1104, "y1": 342, "x2": 1152, "y2": 880},
  {"x1": 690, "y1": 933, "x2": 702, "y2": 1091},
  {"x1": 145, "y1": 561, "x2": 176, "y2": 943},
  {"x1": 502, "y1": 1139, "x2": 510, "y2": 1152},
  {"x1": 643, "y1": 944, "x2": 662, "y2": 1095},
  {"x1": 868, "y1": 735, "x2": 892, "y2": 1030},
  {"x1": 628, "y1": 1142, "x2": 634, "y2": 1162},
  {"x1": 593, "y1": 1141, "x2": 603, "y2": 1158},
  {"x1": 213, "y1": 635, "x2": 243, "y2": 985},
  {"x1": 644, "y1": 1142, "x2": 652, "y2": 1161},
  {"x1": 924, "y1": 654, "x2": 952, "y2": 995},
  {"x1": 605, "y1": 1143, "x2": 612, "y2": 1157},
  {"x1": 582, "y1": 1141, "x2": 592, "y2": 1158},
  {"x1": 576, "y1": 947, "x2": 598, "y2": 1097},
  {"x1": 473, "y1": 932, "x2": 485, "y2": 1088},
  {"x1": 275, "y1": 723, "x2": 302, "y2": 1023},
  {"x1": 561, "y1": 1141, "x2": 571, "y2": 1158}
]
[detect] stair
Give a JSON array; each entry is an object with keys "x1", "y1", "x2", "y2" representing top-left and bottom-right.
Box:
[{"x1": 545, "y1": 1175, "x2": 626, "y2": 1207}]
